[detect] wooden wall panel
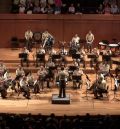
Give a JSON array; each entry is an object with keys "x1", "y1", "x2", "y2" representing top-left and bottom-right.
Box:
[{"x1": 0, "y1": 14, "x2": 120, "y2": 48}]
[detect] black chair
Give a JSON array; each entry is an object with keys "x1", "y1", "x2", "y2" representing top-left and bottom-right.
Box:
[{"x1": 11, "y1": 37, "x2": 19, "y2": 48}]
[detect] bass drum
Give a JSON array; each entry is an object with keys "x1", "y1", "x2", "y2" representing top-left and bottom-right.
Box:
[{"x1": 33, "y1": 32, "x2": 42, "y2": 42}]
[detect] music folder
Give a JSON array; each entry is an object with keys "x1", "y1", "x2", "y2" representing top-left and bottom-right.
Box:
[
  {"x1": 72, "y1": 75, "x2": 81, "y2": 81},
  {"x1": 52, "y1": 54, "x2": 61, "y2": 59},
  {"x1": 69, "y1": 66, "x2": 77, "y2": 71},
  {"x1": 87, "y1": 54, "x2": 96, "y2": 58},
  {"x1": 102, "y1": 55, "x2": 111, "y2": 61},
  {"x1": 19, "y1": 53, "x2": 27, "y2": 58},
  {"x1": 72, "y1": 54, "x2": 80, "y2": 59},
  {"x1": 36, "y1": 53, "x2": 45, "y2": 59}
]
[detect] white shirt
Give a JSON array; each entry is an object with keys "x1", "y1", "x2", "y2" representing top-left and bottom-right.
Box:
[
  {"x1": 25, "y1": 30, "x2": 33, "y2": 40},
  {"x1": 86, "y1": 33, "x2": 94, "y2": 44}
]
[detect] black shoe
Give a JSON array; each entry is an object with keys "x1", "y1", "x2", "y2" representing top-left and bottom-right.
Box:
[{"x1": 58, "y1": 96, "x2": 62, "y2": 98}]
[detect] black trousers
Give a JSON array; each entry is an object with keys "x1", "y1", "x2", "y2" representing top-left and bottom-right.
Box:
[{"x1": 59, "y1": 80, "x2": 66, "y2": 98}]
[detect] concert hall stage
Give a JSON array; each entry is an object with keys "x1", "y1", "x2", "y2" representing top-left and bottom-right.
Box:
[{"x1": 0, "y1": 48, "x2": 120, "y2": 116}]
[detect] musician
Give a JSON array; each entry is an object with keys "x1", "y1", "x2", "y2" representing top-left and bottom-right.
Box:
[
  {"x1": 42, "y1": 30, "x2": 54, "y2": 51},
  {"x1": 3, "y1": 70, "x2": 12, "y2": 89},
  {"x1": 0, "y1": 74, "x2": 7, "y2": 98},
  {"x1": 26, "y1": 71, "x2": 34, "y2": 89},
  {"x1": 98, "y1": 61, "x2": 110, "y2": 77},
  {"x1": 94, "y1": 75, "x2": 108, "y2": 99},
  {"x1": 86, "y1": 30, "x2": 94, "y2": 53},
  {"x1": 115, "y1": 63, "x2": 120, "y2": 77},
  {"x1": 58, "y1": 67, "x2": 68, "y2": 98},
  {"x1": 37, "y1": 66, "x2": 47, "y2": 91},
  {"x1": 20, "y1": 47, "x2": 29, "y2": 67},
  {"x1": 15, "y1": 65, "x2": 25, "y2": 81},
  {"x1": 71, "y1": 34, "x2": 80, "y2": 50},
  {"x1": 25, "y1": 29, "x2": 33, "y2": 52},
  {"x1": 75, "y1": 48, "x2": 86, "y2": 68},
  {"x1": 90, "y1": 48, "x2": 100, "y2": 68},
  {"x1": 37, "y1": 45, "x2": 45, "y2": 54},
  {"x1": 20, "y1": 76, "x2": 30, "y2": 99},
  {"x1": 36, "y1": 45, "x2": 45, "y2": 66},
  {"x1": 0, "y1": 62, "x2": 7, "y2": 76},
  {"x1": 13, "y1": 65, "x2": 25, "y2": 91},
  {"x1": 102, "y1": 49, "x2": 112, "y2": 68},
  {"x1": 45, "y1": 58, "x2": 55, "y2": 88},
  {"x1": 73, "y1": 67, "x2": 83, "y2": 89}
]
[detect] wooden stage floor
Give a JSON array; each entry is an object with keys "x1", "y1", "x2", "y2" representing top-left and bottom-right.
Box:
[{"x1": 0, "y1": 48, "x2": 120, "y2": 116}]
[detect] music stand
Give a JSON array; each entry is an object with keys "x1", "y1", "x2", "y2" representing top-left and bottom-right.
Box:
[
  {"x1": 102, "y1": 55, "x2": 111, "y2": 62},
  {"x1": 19, "y1": 53, "x2": 27, "y2": 59},
  {"x1": 52, "y1": 54, "x2": 61, "y2": 62},
  {"x1": 72, "y1": 54, "x2": 80, "y2": 59},
  {"x1": 69, "y1": 66, "x2": 77, "y2": 72},
  {"x1": 87, "y1": 54, "x2": 96, "y2": 58},
  {"x1": 36, "y1": 54, "x2": 45, "y2": 67}
]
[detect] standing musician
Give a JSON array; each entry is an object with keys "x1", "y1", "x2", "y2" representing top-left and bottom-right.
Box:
[
  {"x1": 37, "y1": 66, "x2": 47, "y2": 91},
  {"x1": 71, "y1": 34, "x2": 80, "y2": 50},
  {"x1": 45, "y1": 58, "x2": 55, "y2": 88},
  {"x1": 73, "y1": 67, "x2": 83, "y2": 89},
  {"x1": 93, "y1": 74, "x2": 108, "y2": 99},
  {"x1": 90, "y1": 48, "x2": 100, "y2": 68},
  {"x1": 86, "y1": 30, "x2": 94, "y2": 53},
  {"x1": 20, "y1": 47, "x2": 29, "y2": 67},
  {"x1": 42, "y1": 30, "x2": 54, "y2": 52},
  {"x1": 58, "y1": 67, "x2": 68, "y2": 98},
  {"x1": 25, "y1": 29, "x2": 33, "y2": 52},
  {"x1": 19, "y1": 76, "x2": 30, "y2": 99}
]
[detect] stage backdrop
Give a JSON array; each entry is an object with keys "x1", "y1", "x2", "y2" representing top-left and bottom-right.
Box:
[{"x1": 0, "y1": 14, "x2": 120, "y2": 48}]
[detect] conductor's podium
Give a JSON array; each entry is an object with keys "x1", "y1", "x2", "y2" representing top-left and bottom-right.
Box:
[{"x1": 52, "y1": 94, "x2": 70, "y2": 104}]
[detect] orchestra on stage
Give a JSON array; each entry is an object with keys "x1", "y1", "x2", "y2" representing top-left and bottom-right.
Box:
[{"x1": 0, "y1": 29, "x2": 120, "y2": 100}]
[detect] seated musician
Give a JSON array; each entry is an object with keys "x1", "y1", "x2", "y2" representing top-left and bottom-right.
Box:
[
  {"x1": 37, "y1": 66, "x2": 47, "y2": 91},
  {"x1": 20, "y1": 76, "x2": 30, "y2": 99},
  {"x1": 3, "y1": 70, "x2": 12, "y2": 89},
  {"x1": 26, "y1": 71, "x2": 34, "y2": 90},
  {"x1": 36, "y1": 45, "x2": 45, "y2": 66},
  {"x1": 0, "y1": 74, "x2": 7, "y2": 98},
  {"x1": 73, "y1": 67, "x2": 83, "y2": 89},
  {"x1": 115, "y1": 64, "x2": 120, "y2": 77},
  {"x1": 102, "y1": 49, "x2": 112, "y2": 68},
  {"x1": 75, "y1": 48, "x2": 86, "y2": 68},
  {"x1": 0, "y1": 62, "x2": 7, "y2": 76},
  {"x1": 90, "y1": 48, "x2": 100, "y2": 68},
  {"x1": 13, "y1": 65, "x2": 25, "y2": 91},
  {"x1": 45, "y1": 58, "x2": 55, "y2": 88},
  {"x1": 114, "y1": 75, "x2": 120, "y2": 91},
  {"x1": 98, "y1": 61, "x2": 110, "y2": 77},
  {"x1": 94, "y1": 75, "x2": 108, "y2": 99},
  {"x1": 20, "y1": 47, "x2": 29, "y2": 67}
]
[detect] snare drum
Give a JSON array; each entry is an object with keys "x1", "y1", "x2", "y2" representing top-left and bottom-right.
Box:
[
  {"x1": 99, "y1": 42, "x2": 107, "y2": 50},
  {"x1": 108, "y1": 44, "x2": 119, "y2": 52}
]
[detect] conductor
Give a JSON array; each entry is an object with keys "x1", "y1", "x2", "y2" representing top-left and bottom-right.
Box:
[{"x1": 58, "y1": 67, "x2": 68, "y2": 98}]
